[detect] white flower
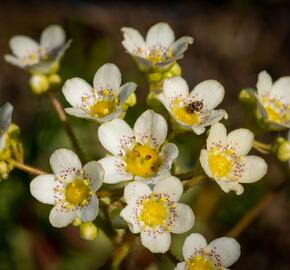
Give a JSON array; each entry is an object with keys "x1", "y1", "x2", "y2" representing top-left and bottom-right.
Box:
[
  {"x1": 0, "y1": 103, "x2": 13, "y2": 151},
  {"x1": 121, "y1": 22, "x2": 193, "y2": 70},
  {"x1": 5, "y1": 25, "x2": 71, "y2": 74},
  {"x1": 256, "y1": 71, "x2": 290, "y2": 129},
  {"x1": 200, "y1": 123, "x2": 268, "y2": 195},
  {"x1": 120, "y1": 177, "x2": 194, "y2": 253},
  {"x1": 175, "y1": 233, "x2": 240, "y2": 270},
  {"x1": 158, "y1": 76, "x2": 227, "y2": 135},
  {"x1": 62, "y1": 63, "x2": 137, "y2": 123},
  {"x1": 98, "y1": 109, "x2": 178, "y2": 184},
  {"x1": 30, "y1": 149, "x2": 104, "y2": 228}
]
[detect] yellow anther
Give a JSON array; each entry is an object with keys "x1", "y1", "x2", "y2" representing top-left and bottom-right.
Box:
[
  {"x1": 186, "y1": 255, "x2": 215, "y2": 270},
  {"x1": 65, "y1": 178, "x2": 91, "y2": 206},
  {"x1": 208, "y1": 150, "x2": 232, "y2": 178},
  {"x1": 172, "y1": 107, "x2": 200, "y2": 125},
  {"x1": 138, "y1": 196, "x2": 168, "y2": 228},
  {"x1": 126, "y1": 144, "x2": 159, "y2": 177}
]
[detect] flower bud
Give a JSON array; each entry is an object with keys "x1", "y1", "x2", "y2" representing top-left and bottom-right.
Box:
[
  {"x1": 29, "y1": 75, "x2": 49, "y2": 95},
  {"x1": 78, "y1": 222, "x2": 98, "y2": 240},
  {"x1": 274, "y1": 137, "x2": 290, "y2": 162},
  {"x1": 0, "y1": 161, "x2": 9, "y2": 180},
  {"x1": 48, "y1": 74, "x2": 62, "y2": 85},
  {"x1": 239, "y1": 88, "x2": 257, "y2": 110},
  {"x1": 49, "y1": 62, "x2": 60, "y2": 75},
  {"x1": 168, "y1": 62, "x2": 182, "y2": 76},
  {"x1": 124, "y1": 93, "x2": 137, "y2": 107},
  {"x1": 147, "y1": 72, "x2": 162, "y2": 83},
  {"x1": 72, "y1": 218, "x2": 82, "y2": 227}
]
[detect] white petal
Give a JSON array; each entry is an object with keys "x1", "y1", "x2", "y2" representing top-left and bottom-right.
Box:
[
  {"x1": 182, "y1": 233, "x2": 207, "y2": 260},
  {"x1": 199, "y1": 149, "x2": 213, "y2": 178},
  {"x1": 169, "y1": 36, "x2": 194, "y2": 57},
  {"x1": 257, "y1": 71, "x2": 272, "y2": 97},
  {"x1": 49, "y1": 148, "x2": 82, "y2": 179},
  {"x1": 216, "y1": 180, "x2": 244, "y2": 195},
  {"x1": 49, "y1": 205, "x2": 77, "y2": 228},
  {"x1": 157, "y1": 143, "x2": 179, "y2": 176},
  {"x1": 120, "y1": 205, "x2": 140, "y2": 233},
  {"x1": 124, "y1": 181, "x2": 152, "y2": 204},
  {"x1": 174, "y1": 262, "x2": 186, "y2": 270},
  {"x1": 239, "y1": 156, "x2": 267, "y2": 183},
  {"x1": 40, "y1": 25, "x2": 66, "y2": 51},
  {"x1": 146, "y1": 22, "x2": 175, "y2": 48},
  {"x1": 121, "y1": 27, "x2": 147, "y2": 54},
  {"x1": 97, "y1": 109, "x2": 123, "y2": 123},
  {"x1": 30, "y1": 174, "x2": 55, "y2": 205},
  {"x1": 170, "y1": 203, "x2": 195, "y2": 234},
  {"x1": 119, "y1": 82, "x2": 137, "y2": 104},
  {"x1": 163, "y1": 77, "x2": 189, "y2": 105},
  {"x1": 4, "y1": 54, "x2": 26, "y2": 68},
  {"x1": 206, "y1": 123, "x2": 227, "y2": 150},
  {"x1": 9, "y1": 36, "x2": 39, "y2": 58},
  {"x1": 153, "y1": 176, "x2": 183, "y2": 202},
  {"x1": 190, "y1": 80, "x2": 225, "y2": 110},
  {"x1": 79, "y1": 195, "x2": 99, "y2": 222},
  {"x1": 62, "y1": 78, "x2": 93, "y2": 108},
  {"x1": 0, "y1": 102, "x2": 13, "y2": 134},
  {"x1": 83, "y1": 161, "x2": 104, "y2": 191},
  {"x1": 140, "y1": 230, "x2": 171, "y2": 253},
  {"x1": 271, "y1": 76, "x2": 290, "y2": 104},
  {"x1": 192, "y1": 126, "x2": 206, "y2": 135},
  {"x1": 98, "y1": 156, "x2": 132, "y2": 184},
  {"x1": 206, "y1": 237, "x2": 241, "y2": 267},
  {"x1": 98, "y1": 119, "x2": 134, "y2": 156},
  {"x1": 64, "y1": 107, "x2": 96, "y2": 120},
  {"x1": 200, "y1": 109, "x2": 227, "y2": 127},
  {"x1": 226, "y1": 128, "x2": 254, "y2": 156},
  {"x1": 93, "y1": 63, "x2": 121, "y2": 93},
  {"x1": 134, "y1": 110, "x2": 167, "y2": 148}
]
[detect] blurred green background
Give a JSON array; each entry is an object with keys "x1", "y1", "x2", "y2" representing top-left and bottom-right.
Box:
[{"x1": 0, "y1": 0, "x2": 290, "y2": 269}]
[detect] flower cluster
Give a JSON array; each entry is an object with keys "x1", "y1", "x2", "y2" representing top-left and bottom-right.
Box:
[{"x1": 5, "y1": 20, "x2": 290, "y2": 269}]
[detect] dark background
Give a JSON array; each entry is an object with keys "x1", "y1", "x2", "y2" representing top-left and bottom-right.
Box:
[{"x1": 0, "y1": 0, "x2": 290, "y2": 269}]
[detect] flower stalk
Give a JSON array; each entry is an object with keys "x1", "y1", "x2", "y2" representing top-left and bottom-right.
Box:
[{"x1": 13, "y1": 160, "x2": 47, "y2": 175}]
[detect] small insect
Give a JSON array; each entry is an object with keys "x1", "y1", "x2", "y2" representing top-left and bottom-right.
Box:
[{"x1": 186, "y1": 101, "x2": 203, "y2": 114}]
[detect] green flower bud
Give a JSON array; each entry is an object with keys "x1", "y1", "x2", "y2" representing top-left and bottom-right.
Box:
[
  {"x1": 124, "y1": 93, "x2": 136, "y2": 107},
  {"x1": 168, "y1": 62, "x2": 182, "y2": 76},
  {"x1": 239, "y1": 88, "x2": 257, "y2": 110},
  {"x1": 29, "y1": 75, "x2": 50, "y2": 95},
  {"x1": 274, "y1": 137, "x2": 290, "y2": 162},
  {"x1": 147, "y1": 72, "x2": 162, "y2": 83},
  {"x1": 72, "y1": 218, "x2": 82, "y2": 227},
  {"x1": 162, "y1": 72, "x2": 173, "y2": 79},
  {"x1": 78, "y1": 222, "x2": 98, "y2": 240},
  {"x1": 48, "y1": 74, "x2": 62, "y2": 86}
]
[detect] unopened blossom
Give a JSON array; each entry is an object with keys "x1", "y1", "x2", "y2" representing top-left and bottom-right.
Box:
[
  {"x1": 30, "y1": 149, "x2": 104, "y2": 228},
  {"x1": 98, "y1": 110, "x2": 178, "y2": 184},
  {"x1": 121, "y1": 22, "x2": 193, "y2": 71},
  {"x1": 256, "y1": 71, "x2": 290, "y2": 129},
  {"x1": 158, "y1": 76, "x2": 227, "y2": 135},
  {"x1": 175, "y1": 233, "x2": 240, "y2": 270},
  {"x1": 200, "y1": 123, "x2": 267, "y2": 195},
  {"x1": 5, "y1": 25, "x2": 71, "y2": 74},
  {"x1": 0, "y1": 103, "x2": 13, "y2": 151},
  {"x1": 62, "y1": 63, "x2": 137, "y2": 123},
  {"x1": 120, "y1": 177, "x2": 194, "y2": 253}
]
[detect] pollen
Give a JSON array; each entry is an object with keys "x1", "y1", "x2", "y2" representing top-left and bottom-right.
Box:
[
  {"x1": 90, "y1": 100, "x2": 116, "y2": 117},
  {"x1": 65, "y1": 178, "x2": 91, "y2": 206},
  {"x1": 138, "y1": 195, "x2": 168, "y2": 228},
  {"x1": 172, "y1": 106, "x2": 200, "y2": 125},
  {"x1": 186, "y1": 255, "x2": 215, "y2": 270},
  {"x1": 208, "y1": 150, "x2": 232, "y2": 178},
  {"x1": 126, "y1": 144, "x2": 159, "y2": 177}
]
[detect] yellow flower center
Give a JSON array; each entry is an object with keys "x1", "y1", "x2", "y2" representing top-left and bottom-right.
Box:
[
  {"x1": 90, "y1": 100, "x2": 116, "y2": 117},
  {"x1": 138, "y1": 195, "x2": 168, "y2": 228},
  {"x1": 208, "y1": 149, "x2": 233, "y2": 178},
  {"x1": 262, "y1": 97, "x2": 290, "y2": 124},
  {"x1": 172, "y1": 107, "x2": 200, "y2": 125},
  {"x1": 147, "y1": 49, "x2": 173, "y2": 63},
  {"x1": 65, "y1": 178, "x2": 91, "y2": 206},
  {"x1": 186, "y1": 255, "x2": 215, "y2": 270},
  {"x1": 126, "y1": 144, "x2": 159, "y2": 177}
]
